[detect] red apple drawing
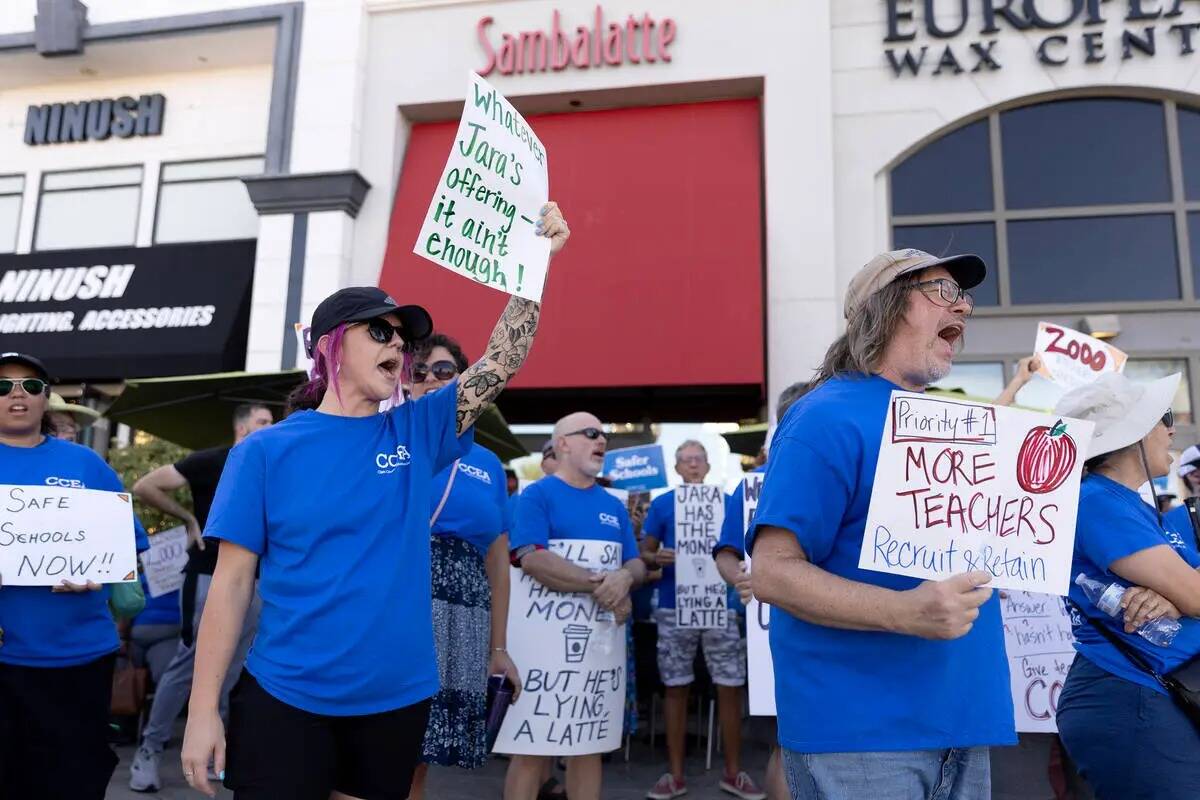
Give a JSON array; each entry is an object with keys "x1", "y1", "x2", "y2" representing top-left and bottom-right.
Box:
[{"x1": 1016, "y1": 420, "x2": 1078, "y2": 495}]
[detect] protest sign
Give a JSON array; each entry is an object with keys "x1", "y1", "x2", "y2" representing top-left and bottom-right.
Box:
[
  {"x1": 742, "y1": 473, "x2": 776, "y2": 716},
  {"x1": 673, "y1": 484, "x2": 728, "y2": 629},
  {"x1": 495, "y1": 538, "x2": 626, "y2": 755},
  {"x1": 858, "y1": 392, "x2": 1093, "y2": 595},
  {"x1": 138, "y1": 525, "x2": 189, "y2": 598},
  {"x1": 1001, "y1": 590, "x2": 1075, "y2": 732},
  {"x1": 602, "y1": 444, "x2": 668, "y2": 492},
  {"x1": 1035, "y1": 322, "x2": 1127, "y2": 391},
  {"x1": 0, "y1": 484, "x2": 137, "y2": 586},
  {"x1": 413, "y1": 72, "x2": 551, "y2": 301}
]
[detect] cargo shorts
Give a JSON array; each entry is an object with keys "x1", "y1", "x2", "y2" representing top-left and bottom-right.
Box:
[{"x1": 654, "y1": 607, "x2": 746, "y2": 687}]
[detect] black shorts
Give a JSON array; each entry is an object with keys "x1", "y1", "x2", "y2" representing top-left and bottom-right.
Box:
[
  {"x1": 226, "y1": 671, "x2": 431, "y2": 800},
  {"x1": 0, "y1": 653, "x2": 118, "y2": 800}
]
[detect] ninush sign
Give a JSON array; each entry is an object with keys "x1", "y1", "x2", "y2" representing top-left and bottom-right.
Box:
[
  {"x1": 883, "y1": 0, "x2": 1200, "y2": 77},
  {"x1": 478, "y1": 6, "x2": 677, "y2": 77}
]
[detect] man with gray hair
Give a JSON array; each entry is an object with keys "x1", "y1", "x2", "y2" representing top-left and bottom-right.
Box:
[
  {"x1": 641, "y1": 440, "x2": 764, "y2": 800},
  {"x1": 748, "y1": 249, "x2": 1015, "y2": 798}
]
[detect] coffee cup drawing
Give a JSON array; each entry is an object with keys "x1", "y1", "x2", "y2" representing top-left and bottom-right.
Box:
[{"x1": 562, "y1": 623, "x2": 593, "y2": 663}]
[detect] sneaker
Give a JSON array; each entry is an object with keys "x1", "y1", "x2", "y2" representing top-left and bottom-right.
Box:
[
  {"x1": 719, "y1": 771, "x2": 766, "y2": 800},
  {"x1": 647, "y1": 772, "x2": 688, "y2": 799},
  {"x1": 128, "y1": 745, "x2": 161, "y2": 793}
]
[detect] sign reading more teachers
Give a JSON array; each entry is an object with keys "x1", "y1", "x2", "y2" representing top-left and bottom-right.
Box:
[
  {"x1": 495, "y1": 538, "x2": 625, "y2": 756},
  {"x1": 858, "y1": 393, "x2": 1092, "y2": 595},
  {"x1": 742, "y1": 473, "x2": 776, "y2": 716},
  {"x1": 413, "y1": 72, "x2": 551, "y2": 301},
  {"x1": 674, "y1": 485, "x2": 728, "y2": 629},
  {"x1": 0, "y1": 484, "x2": 137, "y2": 586},
  {"x1": 1035, "y1": 321, "x2": 1127, "y2": 392},
  {"x1": 1001, "y1": 590, "x2": 1076, "y2": 733}
]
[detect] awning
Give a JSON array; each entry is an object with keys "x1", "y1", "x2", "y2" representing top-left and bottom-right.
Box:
[{"x1": 104, "y1": 370, "x2": 527, "y2": 460}]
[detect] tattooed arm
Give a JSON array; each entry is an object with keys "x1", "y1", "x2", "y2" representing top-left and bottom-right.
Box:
[{"x1": 456, "y1": 202, "x2": 569, "y2": 435}]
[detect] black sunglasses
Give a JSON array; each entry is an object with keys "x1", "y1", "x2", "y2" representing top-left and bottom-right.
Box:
[
  {"x1": 412, "y1": 360, "x2": 459, "y2": 384},
  {"x1": 357, "y1": 317, "x2": 405, "y2": 345},
  {"x1": 0, "y1": 378, "x2": 49, "y2": 397},
  {"x1": 564, "y1": 427, "x2": 605, "y2": 440},
  {"x1": 1162, "y1": 409, "x2": 1175, "y2": 429}
]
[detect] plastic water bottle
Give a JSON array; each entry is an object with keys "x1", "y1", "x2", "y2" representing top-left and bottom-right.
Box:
[{"x1": 1075, "y1": 573, "x2": 1181, "y2": 647}]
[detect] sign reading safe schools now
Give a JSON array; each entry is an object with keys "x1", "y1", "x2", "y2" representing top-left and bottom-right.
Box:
[
  {"x1": 0, "y1": 484, "x2": 138, "y2": 587},
  {"x1": 859, "y1": 393, "x2": 1092, "y2": 595},
  {"x1": 0, "y1": 240, "x2": 255, "y2": 381}
]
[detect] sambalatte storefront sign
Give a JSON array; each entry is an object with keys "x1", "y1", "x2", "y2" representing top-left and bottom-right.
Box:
[{"x1": 0, "y1": 240, "x2": 255, "y2": 381}]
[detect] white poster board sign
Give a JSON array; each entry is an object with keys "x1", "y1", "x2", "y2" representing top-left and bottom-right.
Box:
[
  {"x1": 1001, "y1": 590, "x2": 1076, "y2": 733},
  {"x1": 138, "y1": 526, "x2": 189, "y2": 598},
  {"x1": 413, "y1": 72, "x2": 551, "y2": 301},
  {"x1": 673, "y1": 485, "x2": 728, "y2": 629},
  {"x1": 1035, "y1": 321, "x2": 1127, "y2": 391},
  {"x1": 0, "y1": 484, "x2": 137, "y2": 586},
  {"x1": 742, "y1": 473, "x2": 776, "y2": 716},
  {"x1": 858, "y1": 392, "x2": 1092, "y2": 595},
  {"x1": 495, "y1": 538, "x2": 626, "y2": 755}
]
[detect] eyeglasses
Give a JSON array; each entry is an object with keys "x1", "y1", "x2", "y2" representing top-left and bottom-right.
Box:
[
  {"x1": 1162, "y1": 410, "x2": 1175, "y2": 429},
  {"x1": 357, "y1": 318, "x2": 405, "y2": 346},
  {"x1": 0, "y1": 378, "x2": 49, "y2": 397},
  {"x1": 564, "y1": 427, "x2": 605, "y2": 440},
  {"x1": 678, "y1": 455, "x2": 708, "y2": 465},
  {"x1": 541, "y1": 446, "x2": 557, "y2": 459},
  {"x1": 914, "y1": 279, "x2": 974, "y2": 311},
  {"x1": 412, "y1": 360, "x2": 458, "y2": 383}
]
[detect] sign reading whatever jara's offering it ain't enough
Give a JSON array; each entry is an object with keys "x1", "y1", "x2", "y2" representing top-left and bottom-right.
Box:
[
  {"x1": 858, "y1": 393, "x2": 1093, "y2": 595},
  {"x1": 0, "y1": 484, "x2": 138, "y2": 586},
  {"x1": 413, "y1": 72, "x2": 550, "y2": 301}
]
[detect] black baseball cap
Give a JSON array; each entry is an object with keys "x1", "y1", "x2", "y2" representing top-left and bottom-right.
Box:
[
  {"x1": 0, "y1": 352, "x2": 51, "y2": 382},
  {"x1": 306, "y1": 287, "x2": 433, "y2": 357}
]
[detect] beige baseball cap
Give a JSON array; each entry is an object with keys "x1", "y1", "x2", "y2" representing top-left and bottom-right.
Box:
[{"x1": 844, "y1": 249, "x2": 987, "y2": 319}]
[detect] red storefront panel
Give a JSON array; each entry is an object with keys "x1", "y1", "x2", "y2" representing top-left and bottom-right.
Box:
[{"x1": 380, "y1": 98, "x2": 764, "y2": 418}]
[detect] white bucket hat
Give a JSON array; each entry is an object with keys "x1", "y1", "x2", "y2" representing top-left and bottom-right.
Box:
[
  {"x1": 1054, "y1": 372, "x2": 1181, "y2": 459},
  {"x1": 1180, "y1": 445, "x2": 1200, "y2": 478}
]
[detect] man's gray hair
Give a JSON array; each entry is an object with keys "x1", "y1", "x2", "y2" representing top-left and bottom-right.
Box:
[
  {"x1": 815, "y1": 273, "x2": 921, "y2": 386},
  {"x1": 675, "y1": 439, "x2": 708, "y2": 462},
  {"x1": 776, "y1": 381, "x2": 813, "y2": 423}
]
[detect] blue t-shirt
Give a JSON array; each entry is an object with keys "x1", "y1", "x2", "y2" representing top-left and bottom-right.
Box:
[
  {"x1": 1068, "y1": 474, "x2": 1200, "y2": 694},
  {"x1": 134, "y1": 573, "x2": 182, "y2": 627},
  {"x1": 1163, "y1": 504, "x2": 1199, "y2": 555},
  {"x1": 430, "y1": 443, "x2": 509, "y2": 554},
  {"x1": 510, "y1": 476, "x2": 639, "y2": 565},
  {"x1": 0, "y1": 437, "x2": 145, "y2": 667},
  {"x1": 714, "y1": 466, "x2": 768, "y2": 561},
  {"x1": 642, "y1": 490, "x2": 681, "y2": 609},
  {"x1": 206, "y1": 382, "x2": 472, "y2": 715},
  {"x1": 746, "y1": 374, "x2": 1015, "y2": 753}
]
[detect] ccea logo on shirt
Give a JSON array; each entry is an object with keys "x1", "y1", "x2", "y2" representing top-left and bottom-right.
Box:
[
  {"x1": 598, "y1": 512, "x2": 620, "y2": 529},
  {"x1": 1166, "y1": 530, "x2": 1187, "y2": 549},
  {"x1": 45, "y1": 476, "x2": 85, "y2": 488},
  {"x1": 457, "y1": 462, "x2": 493, "y2": 484},
  {"x1": 375, "y1": 444, "x2": 412, "y2": 474}
]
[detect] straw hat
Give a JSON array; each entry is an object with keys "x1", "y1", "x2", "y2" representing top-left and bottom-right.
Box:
[
  {"x1": 48, "y1": 393, "x2": 101, "y2": 425},
  {"x1": 1054, "y1": 372, "x2": 1181, "y2": 459}
]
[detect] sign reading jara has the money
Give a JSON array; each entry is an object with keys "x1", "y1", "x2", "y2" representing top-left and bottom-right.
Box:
[
  {"x1": 674, "y1": 484, "x2": 728, "y2": 629},
  {"x1": 0, "y1": 484, "x2": 138, "y2": 586},
  {"x1": 858, "y1": 393, "x2": 1092, "y2": 595},
  {"x1": 413, "y1": 72, "x2": 550, "y2": 301}
]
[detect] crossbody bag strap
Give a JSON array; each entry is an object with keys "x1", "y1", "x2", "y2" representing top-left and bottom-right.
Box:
[
  {"x1": 1066, "y1": 598, "x2": 1172, "y2": 692},
  {"x1": 430, "y1": 460, "x2": 461, "y2": 527}
]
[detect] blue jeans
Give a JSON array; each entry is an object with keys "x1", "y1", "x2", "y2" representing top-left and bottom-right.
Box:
[
  {"x1": 1057, "y1": 654, "x2": 1200, "y2": 799},
  {"x1": 781, "y1": 747, "x2": 990, "y2": 800}
]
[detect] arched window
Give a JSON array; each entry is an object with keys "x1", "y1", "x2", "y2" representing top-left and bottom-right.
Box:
[{"x1": 890, "y1": 96, "x2": 1200, "y2": 309}]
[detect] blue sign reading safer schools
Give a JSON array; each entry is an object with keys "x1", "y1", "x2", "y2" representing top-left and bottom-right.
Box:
[{"x1": 603, "y1": 444, "x2": 668, "y2": 492}]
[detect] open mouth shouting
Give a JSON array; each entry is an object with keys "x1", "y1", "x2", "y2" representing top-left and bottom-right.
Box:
[
  {"x1": 377, "y1": 357, "x2": 401, "y2": 381},
  {"x1": 937, "y1": 320, "x2": 964, "y2": 352}
]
